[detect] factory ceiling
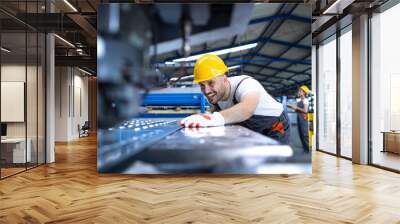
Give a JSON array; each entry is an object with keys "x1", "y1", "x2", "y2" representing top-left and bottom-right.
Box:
[
  {"x1": 1, "y1": 0, "x2": 384, "y2": 96},
  {"x1": 155, "y1": 3, "x2": 311, "y2": 96}
]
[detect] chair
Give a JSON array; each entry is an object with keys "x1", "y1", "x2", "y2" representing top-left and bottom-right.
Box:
[{"x1": 78, "y1": 121, "x2": 90, "y2": 138}]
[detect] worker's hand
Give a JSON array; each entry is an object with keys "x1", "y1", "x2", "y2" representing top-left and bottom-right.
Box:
[
  {"x1": 287, "y1": 104, "x2": 296, "y2": 110},
  {"x1": 179, "y1": 112, "x2": 225, "y2": 128}
]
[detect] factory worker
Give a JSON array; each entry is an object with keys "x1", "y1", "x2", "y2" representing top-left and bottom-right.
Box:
[
  {"x1": 179, "y1": 54, "x2": 290, "y2": 143},
  {"x1": 287, "y1": 85, "x2": 310, "y2": 151}
]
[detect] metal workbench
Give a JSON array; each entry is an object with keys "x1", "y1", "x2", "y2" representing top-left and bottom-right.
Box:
[{"x1": 98, "y1": 119, "x2": 311, "y2": 174}]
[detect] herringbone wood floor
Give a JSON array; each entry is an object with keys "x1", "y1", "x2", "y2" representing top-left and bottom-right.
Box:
[{"x1": 1, "y1": 135, "x2": 400, "y2": 224}]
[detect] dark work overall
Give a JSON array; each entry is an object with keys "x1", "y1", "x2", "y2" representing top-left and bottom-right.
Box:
[
  {"x1": 213, "y1": 77, "x2": 290, "y2": 144},
  {"x1": 297, "y1": 99, "x2": 309, "y2": 151}
]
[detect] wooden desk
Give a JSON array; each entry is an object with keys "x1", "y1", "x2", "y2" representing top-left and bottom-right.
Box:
[
  {"x1": 1, "y1": 138, "x2": 31, "y2": 163},
  {"x1": 382, "y1": 131, "x2": 400, "y2": 154}
]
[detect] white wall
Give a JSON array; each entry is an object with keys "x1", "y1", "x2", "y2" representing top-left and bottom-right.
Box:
[
  {"x1": 73, "y1": 73, "x2": 89, "y2": 137},
  {"x1": 55, "y1": 67, "x2": 69, "y2": 141},
  {"x1": 54, "y1": 67, "x2": 89, "y2": 141},
  {"x1": 1, "y1": 64, "x2": 46, "y2": 164},
  {"x1": 1, "y1": 65, "x2": 26, "y2": 138},
  {"x1": 1, "y1": 65, "x2": 26, "y2": 81},
  {"x1": 1, "y1": 65, "x2": 42, "y2": 137}
]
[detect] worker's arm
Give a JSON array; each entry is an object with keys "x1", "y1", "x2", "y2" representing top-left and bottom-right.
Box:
[
  {"x1": 179, "y1": 92, "x2": 259, "y2": 128},
  {"x1": 288, "y1": 102, "x2": 308, "y2": 114},
  {"x1": 220, "y1": 91, "x2": 259, "y2": 124}
]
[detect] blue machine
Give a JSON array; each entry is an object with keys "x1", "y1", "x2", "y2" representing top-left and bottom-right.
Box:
[
  {"x1": 275, "y1": 96, "x2": 288, "y2": 112},
  {"x1": 281, "y1": 96, "x2": 288, "y2": 113},
  {"x1": 141, "y1": 93, "x2": 208, "y2": 118}
]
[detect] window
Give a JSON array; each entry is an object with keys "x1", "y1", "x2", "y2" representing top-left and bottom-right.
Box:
[
  {"x1": 317, "y1": 36, "x2": 337, "y2": 154},
  {"x1": 0, "y1": 1, "x2": 47, "y2": 179},
  {"x1": 339, "y1": 27, "x2": 352, "y2": 158},
  {"x1": 370, "y1": 3, "x2": 400, "y2": 171}
]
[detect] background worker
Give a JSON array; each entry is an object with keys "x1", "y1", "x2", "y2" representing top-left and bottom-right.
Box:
[
  {"x1": 287, "y1": 85, "x2": 310, "y2": 151},
  {"x1": 179, "y1": 54, "x2": 290, "y2": 143}
]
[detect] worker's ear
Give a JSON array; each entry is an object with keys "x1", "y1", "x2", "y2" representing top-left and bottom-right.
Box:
[{"x1": 222, "y1": 75, "x2": 228, "y2": 83}]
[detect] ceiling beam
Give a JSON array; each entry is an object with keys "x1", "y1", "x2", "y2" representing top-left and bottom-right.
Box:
[
  {"x1": 226, "y1": 53, "x2": 311, "y2": 65},
  {"x1": 247, "y1": 4, "x2": 298, "y2": 62},
  {"x1": 249, "y1": 13, "x2": 310, "y2": 25},
  {"x1": 162, "y1": 37, "x2": 310, "y2": 62},
  {"x1": 55, "y1": 55, "x2": 96, "y2": 69},
  {"x1": 271, "y1": 79, "x2": 311, "y2": 96},
  {"x1": 242, "y1": 62, "x2": 311, "y2": 76},
  {"x1": 225, "y1": 35, "x2": 238, "y2": 60},
  {"x1": 265, "y1": 53, "x2": 311, "y2": 80},
  {"x1": 242, "y1": 69, "x2": 300, "y2": 84}
]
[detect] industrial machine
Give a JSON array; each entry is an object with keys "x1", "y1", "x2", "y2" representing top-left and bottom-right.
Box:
[
  {"x1": 141, "y1": 88, "x2": 208, "y2": 118},
  {"x1": 97, "y1": 4, "x2": 307, "y2": 174},
  {"x1": 97, "y1": 4, "x2": 254, "y2": 128}
]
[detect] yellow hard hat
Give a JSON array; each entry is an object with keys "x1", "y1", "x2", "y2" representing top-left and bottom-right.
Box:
[
  {"x1": 193, "y1": 54, "x2": 228, "y2": 83},
  {"x1": 300, "y1": 85, "x2": 310, "y2": 94}
]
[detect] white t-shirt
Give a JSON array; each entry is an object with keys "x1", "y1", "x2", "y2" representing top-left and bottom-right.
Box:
[
  {"x1": 297, "y1": 98, "x2": 309, "y2": 106},
  {"x1": 216, "y1": 75, "x2": 283, "y2": 117}
]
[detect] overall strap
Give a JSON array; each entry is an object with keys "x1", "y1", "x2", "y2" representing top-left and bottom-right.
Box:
[
  {"x1": 232, "y1": 77, "x2": 252, "y2": 104},
  {"x1": 212, "y1": 103, "x2": 222, "y2": 112}
]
